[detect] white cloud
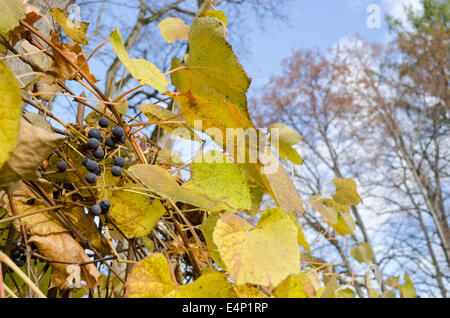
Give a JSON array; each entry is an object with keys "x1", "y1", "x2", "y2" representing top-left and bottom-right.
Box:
[{"x1": 381, "y1": 0, "x2": 423, "y2": 24}]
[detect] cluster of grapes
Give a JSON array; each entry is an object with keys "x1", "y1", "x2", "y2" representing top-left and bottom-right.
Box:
[{"x1": 50, "y1": 117, "x2": 130, "y2": 218}]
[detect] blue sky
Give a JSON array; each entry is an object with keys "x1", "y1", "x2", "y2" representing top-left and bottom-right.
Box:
[{"x1": 237, "y1": 0, "x2": 421, "y2": 90}]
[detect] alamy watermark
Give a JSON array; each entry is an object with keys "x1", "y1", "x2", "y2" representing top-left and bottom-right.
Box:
[{"x1": 366, "y1": 4, "x2": 381, "y2": 29}]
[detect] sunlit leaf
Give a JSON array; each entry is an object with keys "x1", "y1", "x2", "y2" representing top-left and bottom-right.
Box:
[
  {"x1": 110, "y1": 28, "x2": 168, "y2": 92},
  {"x1": 274, "y1": 273, "x2": 316, "y2": 298},
  {"x1": 213, "y1": 208, "x2": 300, "y2": 286},
  {"x1": 234, "y1": 284, "x2": 266, "y2": 298},
  {"x1": 0, "y1": 0, "x2": 25, "y2": 33},
  {"x1": 168, "y1": 272, "x2": 236, "y2": 298},
  {"x1": 332, "y1": 178, "x2": 362, "y2": 205},
  {"x1": 0, "y1": 60, "x2": 22, "y2": 171},
  {"x1": 125, "y1": 253, "x2": 175, "y2": 298},
  {"x1": 139, "y1": 103, "x2": 198, "y2": 140},
  {"x1": 399, "y1": 273, "x2": 417, "y2": 298},
  {"x1": 309, "y1": 194, "x2": 338, "y2": 225},
  {"x1": 289, "y1": 211, "x2": 311, "y2": 254},
  {"x1": 199, "y1": 10, "x2": 228, "y2": 26},
  {"x1": 158, "y1": 17, "x2": 190, "y2": 44},
  {"x1": 350, "y1": 242, "x2": 374, "y2": 265},
  {"x1": 0, "y1": 120, "x2": 64, "y2": 187},
  {"x1": 108, "y1": 188, "x2": 166, "y2": 238},
  {"x1": 50, "y1": 8, "x2": 89, "y2": 45}
]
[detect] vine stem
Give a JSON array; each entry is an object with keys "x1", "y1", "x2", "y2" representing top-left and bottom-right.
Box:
[
  {"x1": 0, "y1": 205, "x2": 64, "y2": 225},
  {"x1": 0, "y1": 251, "x2": 46, "y2": 298}
]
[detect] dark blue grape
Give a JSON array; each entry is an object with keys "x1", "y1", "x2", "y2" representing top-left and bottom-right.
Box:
[
  {"x1": 85, "y1": 173, "x2": 98, "y2": 184},
  {"x1": 93, "y1": 148, "x2": 105, "y2": 159},
  {"x1": 105, "y1": 136, "x2": 116, "y2": 148},
  {"x1": 111, "y1": 166, "x2": 123, "y2": 177},
  {"x1": 88, "y1": 128, "x2": 102, "y2": 140},
  {"x1": 85, "y1": 160, "x2": 99, "y2": 172},
  {"x1": 98, "y1": 117, "x2": 109, "y2": 128},
  {"x1": 112, "y1": 126, "x2": 125, "y2": 139},
  {"x1": 56, "y1": 161, "x2": 67, "y2": 171},
  {"x1": 100, "y1": 200, "x2": 111, "y2": 214},
  {"x1": 114, "y1": 156, "x2": 125, "y2": 167},
  {"x1": 90, "y1": 204, "x2": 102, "y2": 216},
  {"x1": 87, "y1": 138, "x2": 100, "y2": 149}
]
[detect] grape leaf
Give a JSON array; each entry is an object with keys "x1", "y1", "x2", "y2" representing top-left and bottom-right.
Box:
[
  {"x1": 213, "y1": 208, "x2": 300, "y2": 286},
  {"x1": 199, "y1": 10, "x2": 228, "y2": 26},
  {"x1": 309, "y1": 194, "x2": 338, "y2": 225},
  {"x1": 274, "y1": 273, "x2": 316, "y2": 298},
  {"x1": 184, "y1": 151, "x2": 252, "y2": 211},
  {"x1": 129, "y1": 154, "x2": 252, "y2": 212},
  {"x1": 29, "y1": 232, "x2": 102, "y2": 289},
  {"x1": 320, "y1": 275, "x2": 338, "y2": 298},
  {"x1": 289, "y1": 211, "x2": 311, "y2": 254},
  {"x1": 168, "y1": 272, "x2": 236, "y2": 298},
  {"x1": 158, "y1": 17, "x2": 190, "y2": 44},
  {"x1": 0, "y1": 120, "x2": 64, "y2": 187},
  {"x1": 332, "y1": 178, "x2": 362, "y2": 205},
  {"x1": 399, "y1": 273, "x2": 417, "y2": 298},
  {"x1": 0, "y1": 0, "x2": 25, "y2": 33},
  {"x1": 0, "y1": 60, "x2": 22, "y2": 171},
  {"x1": 125, "y1": 253, "x2": 176, "y2": 298},
  {"x1": 108, "y1": 188, "x2": 166, "y2": 238},
  {"x1": 350, "y1": 242, "x2": 374, "y2": 264},
  {"x1": 200, "y1": 213, "x2": 227, "y2": 269},
  {"x1": 50, "y1": 8, "x2": 89, "y2": 45},
  {"x1": 234, "y1": 284, "x2": 266, "y2": 298},
  {"x1": 269, "y1": 123, "x2": 302, "y2": 145},
  {"x1": 110, "y1": 28, "x2": 168, "y2": 92},
  {"x1": 167, "y1": 17, "x2": 303, "y2": 216},
  {"x1": 139, "y1": 103, "x2": 198, "y2": 140}
]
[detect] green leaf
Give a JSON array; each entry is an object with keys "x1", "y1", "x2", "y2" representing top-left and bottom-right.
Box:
[
  {"x1": 0, "y1": 120, "x2": 64, "y2": 187},
  {"x1": 110, "y1": 28, "x2": 168, "y2": 92},
  {"x1": 350, "y1": 242, "x2": 374, "y2": 265},
  {"x1": 213, "y1": 208, "x2": 300, "y2": 287},
  {"x1": 200, "y1": 213, "x2": 227, "y2": 269},
  {"x1": 158, "y1": 17, "x2": 190, "y2": 44},
  {"x1": 309, "y1": 194, "x2": 338, "y2": 225},
  {"x1": 167, "y1": 17, "x2": 303, "y2": 216},
  {"x1": 0, "y1": 60, "x2": 22, "y2": 170},
  {"x1": 269, "y1": 123, "x2": 302, "y2": 145},
  {"x1": 320, "y1": 275, "x2": 338, "y2": 298},
  {"x1": 399, "y1": 272, "x2": 417, "y2": 298},
  {"x1": 125, "y1": 253, "x2": 176, "y2": 298},
  {"x1": 289, "y1": 211, "x2": 311, "y2": 254},
  {"x1": 199, "y1": 10, "x2": 228, "y2": 26},
  {"x1": 332, "y1": 178, "x2": 362, "y2": 205},
  {"x1": 184, "y1": 151, "x2": 252, "y2": 211},
  {"x1": 168, "y1": 272, "x2": 237, "y2": 298},
  {"x1": 274, "y1": 273, "x2": 316, "y2": 298},
  {"x1": 108, "y1": 188, "x2": 166, "y2": 238},
  {"x1": 129, "y1": 152, "x2": 252, "y2": 212},
  {"x1": 50, "y1": 8, "x2": 89, "y2": 45},
  {"x1": 139, "y1": 103, "x2": 198, "y2": 140},
  {"x1": 0, "y1": 0, "x2": 25, "y2": 33}
]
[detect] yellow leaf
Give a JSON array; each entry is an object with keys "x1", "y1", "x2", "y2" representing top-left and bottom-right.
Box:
[
  {"x1": 332, "y1": 178, "x2": 362, "y2": 205},
  {"x1": 168, "y1": 272, "x2": 237, "y2": 298},
  {"x1": 399, "y1": 272, "x2": 417, "y2": 298},
  {"x1": 129, "y1": 152, "x2": 252, "y2": 212},
  {"x1": 125, "y1": 253, "x2": 176, "y2": 298},
  {"x1": 320, "y1": 275, "x2": 338, "y2": 298},
  {"x1": 269, "y1": 123, "x2": 302, "y2": 145},
  {"x1": 234, "y1": 284, "x2": 266, "y2": 298},
  {"x1": 309, "y1": 194, "x2": 338, "y2": 225},
  {"x1": 110, "y1": 28, "x2": 168, "y2": 92},
  {"x1": 50, "y1": 8, "x2": 89, "y2": 45},
  {"x1": 0, "y1": 0, "x2": 25, "y2": 33},
  {"x1": 289, "y1": 211, "x2": 311, "y2": 254},
  {"x1": 350, "y1": 242, "x2": 374, "y2": 264},
  {"x1": 139, "y1": 103, "x2": 198, "y2": 140},
  {"x1": 158, "y1": 17, "x2": 190, "y2": 44},
  {"x1": 213, "y1": 208, "x2": 300, "y2": 287},
  {"x1": 274, "y1": 273, "x2": 316, "y2": 298},
  {"x1": 200, "y1": 213, "x2": 227, "y2": 269},
  {"x1": 0, "y1": 120, "x2": 64, "y2": 187},
  {"x1": 0, "y1": 60, "x2": 22, "y2": 171},
  {"x1": 109, "y1": 188, "x2": 165, "y2": 238},
  {"x1": 199, "y1": 10, "x2": 228, "y2": 26}
]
